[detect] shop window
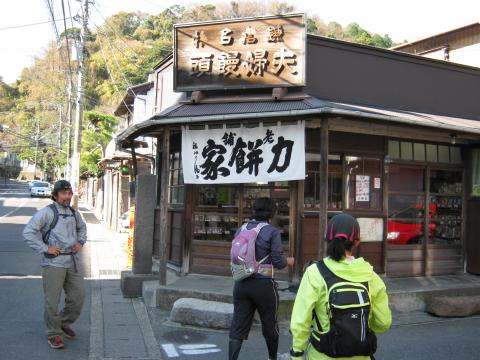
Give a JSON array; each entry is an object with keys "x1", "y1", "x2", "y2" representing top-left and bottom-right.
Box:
[
  {"x1": 328, "y1": 155, "x2": 342, "y2": 209},
  {"x1": 438, "y1": 145, "x2": 450, "y2": 163},
  {"x1": 413, "y1": 143, "x2": 426, "y2": 161},
  {"x1": 168, "y1": 132, "x2": 184, "y2": 206},
  {"x1": 304, "y1": 154, "x2": 342, "y2": 210},
  {"x1": 345, "y1": 156, "x2": 382, "y2": 210},
  {"x1": 450, "y1": 147, "x2": 461, "y2": 164},
  {"x1": 304, "y1": 157, "x2": 320, "y2": 209},
  {"x1": 243, "y1": 184, "x2": 290, "y2": 243},
  {"x1": 389, "y1": 165, "x2": 425, "y2": 192},
  {"x1": 387, "y1": 167, "x2": 426, "y2": 245},
  {"x1": 388, "y1": 141, "x2": 400, "y2": 159},
  {"x1": 429, "y1": 170, "x2": 462, "y2": 245},
  {"x1": 401, "y1": 142, "x2": 413, "y2": 160},
  {"x1": 387, "y1": 194, "x2": 427, "y2": 245},
  {"x1": 472, "y1": 149, "x2": 480, "y2": 196},
  {"x1": 193, "y1": 186, "x2": 239, "y2": 241},
  {"x1": 426, "y1": 144, "x2": 438, "y2": 162},
  {"x1": 389, "y1": 140, "x2": 461, "y2": 165},
  {"x1": 193, "y1": 183, "x2": 290, "y2": 243}
]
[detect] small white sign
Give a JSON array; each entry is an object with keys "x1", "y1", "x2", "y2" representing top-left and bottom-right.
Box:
[
  {"x1": 374, "y1": 177, "x2": 381, "y2": 189},
  {"x1": 356, "y1": 175, "x2": 370, "y2": 202},
  {"x1": 357, "y1": 218, "x2": 383, "y2": 242}
]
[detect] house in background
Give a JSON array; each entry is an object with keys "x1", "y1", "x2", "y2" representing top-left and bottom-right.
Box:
[
  {"x1": 392, "y1": 23, "x2": 480, "y2": 67},
  {"x1": 86, "y1": 79, "x2": 157, "y2": 230}
]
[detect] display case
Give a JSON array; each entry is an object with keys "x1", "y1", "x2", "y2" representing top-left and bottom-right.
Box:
[
  {"x1": 429, "y1": 170, "x2": 462, "y2": 245},
  {"x1": 193, "y1": 186, "x2": 240, "y2": 242}
]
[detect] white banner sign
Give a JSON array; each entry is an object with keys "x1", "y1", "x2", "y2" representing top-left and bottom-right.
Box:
[{"x1": 182, "y1": 122, "x2": 305, "y2": 184}]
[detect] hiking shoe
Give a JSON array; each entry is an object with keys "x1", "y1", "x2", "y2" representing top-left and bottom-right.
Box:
[
  {"x1": 47, "y1": 335, "x2": 64, "y2": 349},
  {"x1": 61, "y1": 325, "x2": 76, "y2": 339}
]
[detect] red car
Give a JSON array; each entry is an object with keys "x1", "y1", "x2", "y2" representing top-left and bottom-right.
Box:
[{"x1": 387, "y1": 204, "x2": 437, "y2": 245}]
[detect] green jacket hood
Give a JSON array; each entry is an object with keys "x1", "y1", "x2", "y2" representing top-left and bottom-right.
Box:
[{"x1": 324, "y1": 256, "x2": 374, "y2": 282}]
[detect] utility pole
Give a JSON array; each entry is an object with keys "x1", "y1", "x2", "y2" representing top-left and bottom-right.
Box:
[
  {"x1": 57, "y1": 105, "x2": 63, "y2": 179},
  {"x1": 66, "y1": 80, "x2": 73, "y2": 180},
  {"x1": 33, "y1": 120, "x2": 40, "y2": 180},
  {"x1": 71, "y1": 0, "x2": 89, "y2": 209}
]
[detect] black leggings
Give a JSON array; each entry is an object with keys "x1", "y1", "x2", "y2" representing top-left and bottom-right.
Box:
[{"x1": 229, "y1": 277, "x2": 279, "y2": 359}]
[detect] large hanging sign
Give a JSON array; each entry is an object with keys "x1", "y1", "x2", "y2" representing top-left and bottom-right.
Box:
[
  {"x1": 174, "y1": 14, "x2": 305, "y2": 91},
  {"x1": 182, "y1": 122, "x2": 305, "y2": 184}
]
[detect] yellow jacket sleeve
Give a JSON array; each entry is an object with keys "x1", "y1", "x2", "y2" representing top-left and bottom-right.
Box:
[{"x1": 368, "y1": 273, "x2": 392, "y2": 333}]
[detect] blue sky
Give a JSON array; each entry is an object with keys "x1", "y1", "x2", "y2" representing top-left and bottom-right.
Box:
[{"x1": 1, "y1": 0, "x2": 479, "y2": 84}]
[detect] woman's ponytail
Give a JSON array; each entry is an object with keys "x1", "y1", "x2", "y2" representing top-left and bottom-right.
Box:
[{"x1": 327, "y1": 236, "x2": 355, "y2": 261}]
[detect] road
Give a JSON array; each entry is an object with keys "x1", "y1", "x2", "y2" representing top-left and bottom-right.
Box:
[{"x1": 0, "y1": 179, "x2": 479, "y2": 360}]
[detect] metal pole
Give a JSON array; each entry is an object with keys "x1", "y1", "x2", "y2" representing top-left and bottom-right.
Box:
[{"x1": 71, "y1": 0, "x2": 89, "y2": 209}]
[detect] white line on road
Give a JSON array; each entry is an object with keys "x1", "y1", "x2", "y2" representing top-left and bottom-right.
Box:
[
  {"x1": 178, "y1": 344, "x2": 217, "y2": 350},
  {"x1": 0, "y1": 275, "x2": 42, "y2": 279},
  {"x1": 182, "y1": 349, "x2": 221, "y2": 355},
  {"x1": 162, "y1": 344, "x2": 180, "y2": 358},
  {"x1": 0, "y1": 199, "x2": 29, "y2": 219}
]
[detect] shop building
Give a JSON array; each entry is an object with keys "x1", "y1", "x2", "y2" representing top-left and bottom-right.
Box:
[{"x1": 116, "y1": 14, "x2": 480, "y2": 281}]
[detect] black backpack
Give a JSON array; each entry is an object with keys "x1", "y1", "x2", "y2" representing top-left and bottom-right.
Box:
[
  {"x1": 42, "y1": 203, "x2": 77, "y2": 244},
  {"x1": 310, "y1": 260, "x2": 377, "y2": 358}
]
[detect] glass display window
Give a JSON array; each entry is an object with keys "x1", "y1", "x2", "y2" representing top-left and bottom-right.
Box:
[
  {"x1": 345, "y1": 156, "x2": 382, "y2": 210},
  {"x1": 387, "y1": 194, "x2": 427, "y2": 245},
  {"x1": 387, "y1": 166, "x2": 426, "y2": 246},
  {"x1": 429, "y1": 169, "x2": 462, "y2": 245},
  {"x1": 304, "y1": 154, "x2": 343, "y2": 210},
  {"x1": 193, "y1": 183, "x2": 290, "y2": 244},
  {"x1": 193, "y1": 185, "x2": 240, "y2": 242}
]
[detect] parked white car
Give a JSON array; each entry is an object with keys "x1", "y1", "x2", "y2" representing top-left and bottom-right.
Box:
[{"x1": 30, "y1": 181, "x2": 52, "y2": 197}]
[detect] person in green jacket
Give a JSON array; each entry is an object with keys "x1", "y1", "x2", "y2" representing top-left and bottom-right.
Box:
[{"x1": 289, "y1": 213, "x2": 392, "y2": 359}]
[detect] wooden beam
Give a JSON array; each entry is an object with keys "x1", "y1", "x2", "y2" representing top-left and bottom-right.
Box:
[
  {"x1": 318, "y1": 118, "x2": 329, "y2": 259},
  {"x1": 159, "y1": 128, "x2": 170, "y2": 285},
  {"x1": 329, "y1": 118, "x2": 479, "y2": 143}
]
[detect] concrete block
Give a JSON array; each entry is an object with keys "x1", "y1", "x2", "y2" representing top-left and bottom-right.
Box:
[
  {"x1": 170, "y1": 298, "x2": 234, "y2": 329},
  {"x1": 121, "y1": 271, "x2": 158, "y2": 298},
  {"x1": 426, "y1": 295, "x2": 480, "y2": 317}
]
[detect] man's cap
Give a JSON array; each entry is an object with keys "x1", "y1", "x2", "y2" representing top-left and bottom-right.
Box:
[
  {"x1": 53, "y1": 180, "x2": 72, "y2": 193},
  {"x1": 325, "y1": 213, "x2": 360, "y2": 242}
]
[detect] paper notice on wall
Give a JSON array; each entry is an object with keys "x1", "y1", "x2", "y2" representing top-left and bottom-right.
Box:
[
  {"x1": 356, "y1": 175, "x2": 370, "y2": 202},
  {"x1": 374, "y1": 177, "x2": 381, "y2": 189},
  {"x1": 357, "y1": 218, "x2": 383, "y2": 242}
]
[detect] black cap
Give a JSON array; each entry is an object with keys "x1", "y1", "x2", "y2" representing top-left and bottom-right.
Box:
[
  {"x1": 325, "y1": 213, "x2": 360, "y2": 243},
  {"x1": 53, "y1": 180, "x2": 72, "y2": 194}
]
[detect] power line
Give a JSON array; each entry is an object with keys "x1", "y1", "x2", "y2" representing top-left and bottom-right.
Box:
[
  {"x1": 44, "y1": 0, "x2": 61, "y2": 42},
  {"x1": 0, "y1": 17, "x2": 73, "y2": 31}
]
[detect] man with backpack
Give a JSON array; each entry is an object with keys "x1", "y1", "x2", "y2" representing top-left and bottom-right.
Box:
[
  {"x1": 229, "y1": 197, "x2": 295, "y2": 360},
  {"x1": 289, "y1": 213, "x2": 391, "y2": 359},
  {"x1": 23, "y1": 180, "x2": 87, "y2": 350}
]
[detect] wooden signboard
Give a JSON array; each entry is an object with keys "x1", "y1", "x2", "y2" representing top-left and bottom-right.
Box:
[{"x1": 174, "y1": 14, "x2": 305, "y2": 91}]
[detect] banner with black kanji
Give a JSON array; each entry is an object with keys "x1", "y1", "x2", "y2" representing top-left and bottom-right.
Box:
[{"x1": 182, "y1": 121, "x2": 305, "y2": 184}]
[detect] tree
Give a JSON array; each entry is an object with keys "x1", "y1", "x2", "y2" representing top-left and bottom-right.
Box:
[{"x1": 80, "y1": 111, "x2": 118, "y2": 176}]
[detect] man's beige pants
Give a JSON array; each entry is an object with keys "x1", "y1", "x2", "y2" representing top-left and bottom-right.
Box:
[{"x1": 42, "y1": 265, "x2": 85, "y2": 337}]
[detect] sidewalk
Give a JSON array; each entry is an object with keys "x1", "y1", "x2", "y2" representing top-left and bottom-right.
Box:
[{"x1": 80, "y1": 205, "x2": 162, "y2": 360}]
